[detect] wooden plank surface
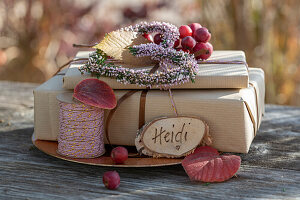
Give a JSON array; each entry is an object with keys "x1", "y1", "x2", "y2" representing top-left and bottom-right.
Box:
[{"x1": 0, "y1": 81, "x2": 300, "y2": 200}]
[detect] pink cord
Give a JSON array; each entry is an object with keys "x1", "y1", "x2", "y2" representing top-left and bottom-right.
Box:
[{"x1": 57, "y1": 101, "x2": 105, "y2": 158}]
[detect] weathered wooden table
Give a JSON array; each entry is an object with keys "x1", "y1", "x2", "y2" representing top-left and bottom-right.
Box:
[{"x1": 0, "y1": 81, "x2": 299, "y2": 200}]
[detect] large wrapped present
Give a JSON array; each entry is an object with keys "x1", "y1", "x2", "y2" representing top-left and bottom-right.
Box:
[
  {"x1": 34, "y1": 68, "x2": 264, "y2": 153},
  {"x1": 63, "y1": 51, "x2": 249, "y2": 90}
]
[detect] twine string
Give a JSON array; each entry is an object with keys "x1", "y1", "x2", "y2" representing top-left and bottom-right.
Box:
[
  {"x1": 53, "y1": 58, "x2": 88, "y2": 77},
  {"x1": 168, "y1": 89, "x2": 178, "y2": 117},
  {"x1": 57, "y1": 101, "x2": 105, "y2": 158},
  {"x1": 197, "y1": 60, "x2": 248, "y2": 69}
]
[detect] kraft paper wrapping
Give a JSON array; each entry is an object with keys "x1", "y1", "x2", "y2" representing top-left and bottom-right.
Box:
[
  {"x1": 63, "y1": 50, "x2": 249, "y2": 90},
  {"x1": 33, "y1": 69, "x2": 72, "y2": 141},
  {"x1": 34, "y1": 68, "x2": 264, "y2": 153}
]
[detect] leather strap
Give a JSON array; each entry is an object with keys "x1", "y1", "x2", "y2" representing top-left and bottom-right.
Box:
[
  {"x1": 105, "y1": 90, "x2": 139, "y2": 145},
  {"x1": 139, "y1": 90, "x2": 149, "y2": 129},
  {"x1": 138, "y1": 64, "x2": 158, "y2": 129}
]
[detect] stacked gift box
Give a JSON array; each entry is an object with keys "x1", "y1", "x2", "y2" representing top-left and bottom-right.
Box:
[{"x1": 34, "y1": 50, "x2": 265, "y2": 153}]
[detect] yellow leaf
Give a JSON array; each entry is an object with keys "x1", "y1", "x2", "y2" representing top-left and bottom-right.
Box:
[{"x1": 93, "y1": 30, "x2": 155, "y2": 67}]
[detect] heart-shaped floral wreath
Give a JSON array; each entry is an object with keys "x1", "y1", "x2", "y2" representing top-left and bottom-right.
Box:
[{"x1": 79, "y1": 21, "x2": 200, "y2": 88}]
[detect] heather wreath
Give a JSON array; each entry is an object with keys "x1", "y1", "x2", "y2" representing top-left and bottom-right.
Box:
[{"x1": 79, "y1": 21, "x2": 200, "y2": 88}]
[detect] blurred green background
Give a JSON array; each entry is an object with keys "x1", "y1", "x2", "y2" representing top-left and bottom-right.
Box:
[{"x1": 0, "y1": 0, "x2": 299, "y2": 106}]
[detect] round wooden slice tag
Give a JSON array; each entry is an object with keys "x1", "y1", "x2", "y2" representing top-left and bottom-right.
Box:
[{"x1": 135, "y1": 116, "x2": 209, "y2": 158}]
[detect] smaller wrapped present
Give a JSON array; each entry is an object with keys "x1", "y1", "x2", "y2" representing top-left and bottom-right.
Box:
[{"x1": 63, "y1": 50, "x2": 249, "y2": 90}]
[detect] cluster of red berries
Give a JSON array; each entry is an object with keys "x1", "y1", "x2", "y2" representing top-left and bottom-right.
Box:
[
  {"x1": 102, "y1": 146, "x2": 129, "y2": 190},
  {"x1": 143, "y1": 23, "x2": 213, "y2": 60}
]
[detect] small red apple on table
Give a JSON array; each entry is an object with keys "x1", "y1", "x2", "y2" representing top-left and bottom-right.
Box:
[
  {"x1": 103, "y1": 171, "x2": 120, "y2": 190},
  {"x1": 111, "y1": 146, "x2": 128, "y2": 164}
]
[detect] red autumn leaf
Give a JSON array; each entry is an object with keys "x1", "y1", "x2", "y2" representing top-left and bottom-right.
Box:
[
  {"x1": 193, "y1": 146, "x2": 219, "y2": 156},
  {"x1": 182, "y1": 146, "x2": 241, "y2": 182},
  {"x1": 73, "y1": 79, "x2": 117, "y2": 109}
]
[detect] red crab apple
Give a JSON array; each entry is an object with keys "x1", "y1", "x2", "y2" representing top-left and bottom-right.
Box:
[
  {"x1": 142, "y1": 33, "x2": 153, "y2": 42},
  {"x1": 188, "y1": 23, "x2": 202, "y2": 35},
  {"x1": 194, "y1": 27, "x2": 211, "y2": 43},
  {"x1": 111, "y1": 146, "x2": 128, "y2": 164},
  {"x1": 154, "y1": 34, "x2": 163, "y2": 44},
  {"x1": 181, "y1": 36, "x2": 196, "y2": 51},
  {"x1": 103, "y1": 171, "x2": 120, "y2": 190},
  {"x1": 179, "y1": 25, "x2": 193, "y2": 38},
  {"x1": 173, "y1": 39, "x2": 181, "y2": 48},
  {"x1": 193, "y1": 42, "x2": 213, "y2": 60}
]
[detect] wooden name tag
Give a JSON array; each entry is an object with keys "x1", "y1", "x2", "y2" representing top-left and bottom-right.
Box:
[{"x1": 135, "y1": 116, "x2": 208, "y2": 158}]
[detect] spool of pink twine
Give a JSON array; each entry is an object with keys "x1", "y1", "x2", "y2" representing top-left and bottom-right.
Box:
[{"x1": 56, "y1": 93, "x2": 105, "y2": 158}]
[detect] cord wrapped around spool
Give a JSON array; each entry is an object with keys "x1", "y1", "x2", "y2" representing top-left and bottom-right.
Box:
[{"x1": 56, "y1": 93, "x2": 105, "y2": 158}]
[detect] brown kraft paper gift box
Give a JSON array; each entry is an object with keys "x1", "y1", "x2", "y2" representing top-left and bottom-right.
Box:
[
  {"x1": 63, "y1": 50, "x2": 249, "y2": 90},
  {"x1": 33, "y1": 68, "x2": 264, "y2": 153}
]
